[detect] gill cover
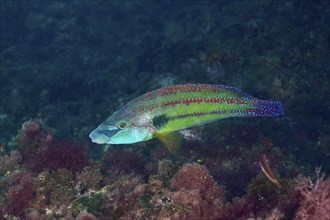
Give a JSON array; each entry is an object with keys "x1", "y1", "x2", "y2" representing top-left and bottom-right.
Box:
[
  {"x1": 89, "y1": 125, "x2": 149, "y2": 144},
  {"x1": 89, "y1": 108, "x2": 150, "y2": 144}
]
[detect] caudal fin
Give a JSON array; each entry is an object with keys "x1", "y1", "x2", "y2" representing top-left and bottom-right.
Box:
[{"x1": 252, "y1": 100, "x2": 284, "y2": 117}]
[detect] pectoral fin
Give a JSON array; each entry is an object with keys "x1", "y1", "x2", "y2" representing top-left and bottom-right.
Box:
[{"x1": 154, "y1": 132, "x2": 183, "y2": 154}]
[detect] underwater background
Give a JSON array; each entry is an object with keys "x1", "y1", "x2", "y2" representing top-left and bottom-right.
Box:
[{"x1": 0, "y1": 0, "x2": 329, "y2": 219}]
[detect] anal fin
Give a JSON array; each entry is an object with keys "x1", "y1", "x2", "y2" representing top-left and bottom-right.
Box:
[{"x1": 154, "y1": 132, "x2": 183, "y2": 154}]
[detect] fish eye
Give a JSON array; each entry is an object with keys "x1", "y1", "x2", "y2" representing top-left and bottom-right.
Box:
[{"x1": 118, "y1": 121, "x2": 128, "y2": 129}]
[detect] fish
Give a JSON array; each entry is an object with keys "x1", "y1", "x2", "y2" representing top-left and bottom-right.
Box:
[
  {"x1": 259, "y1": 153, "x2": 281, "y2": 188},
  {"x1": 89, "y1": 84, "x2": 284, "y2": 154}
]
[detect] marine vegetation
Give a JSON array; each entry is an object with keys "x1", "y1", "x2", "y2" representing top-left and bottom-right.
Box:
[
  {"x1": 0, "y1": 0, "x2": 329, "y2": 219},
  {"x1": 1, "y1": 124, "x2": 329, "y2": 219}
]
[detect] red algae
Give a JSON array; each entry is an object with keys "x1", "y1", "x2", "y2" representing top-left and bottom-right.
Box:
[
  {"x1": 106, "y1": 148, "x2": 146, "y2": 174},
  {"x1": 16, "y1": 120, "x2": 54, "y2": 146},
  {"x1": 153, "y1": 163, "x2": 224, "y2": 219},
  {"x1": 15, "y1": 120, "x2": 87, "y2": 172},
  {"x1": 2, "y1": 121, "x2": 328, "y2": 219},
  {"x1": 0, "y1": 1, "x2": 328, "y2": 218},
  {"x1": 21, "y1": 120, "x2": 41, "y2": 135},
  {"x1": 5, "y1": 171, "x2": 36, "y2": 218},
  {"x1": 31, "y1": 140, "x2": 87, "y2": 172},
  {"x1": 15, "y1": 120, "x2": 55, "y2": 163},
  {"x1": 0, "y1": 150, "x2": 22, "y2": 175},
  {"x1": 76, "y1": 212, "x2": 99, "y2": 220},
  {"x1": 170, "y1": 163, "x2": 223, "y2": 203},
  {"x1": 294, "y1": 168, "x2": 330, "y2": 220}
]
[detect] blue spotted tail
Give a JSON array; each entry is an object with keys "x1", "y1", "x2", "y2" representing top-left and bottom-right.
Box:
[{"x1": 252, "y1": 100, "x2": 284, "y2": 117}]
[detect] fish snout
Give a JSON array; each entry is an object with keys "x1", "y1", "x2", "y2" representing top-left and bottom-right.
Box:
[{"x1": 89, "y1": 126, "x2": 119, "y2": 144}]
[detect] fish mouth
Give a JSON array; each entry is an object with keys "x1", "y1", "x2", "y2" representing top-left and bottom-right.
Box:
[{"x1": 89, "y1": 126, "x2": 119, "y2": 144}]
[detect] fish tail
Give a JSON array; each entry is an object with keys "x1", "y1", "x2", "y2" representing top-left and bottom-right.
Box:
[{"x1": 252, "y1": 100, "x2": 284, "y2": 117}]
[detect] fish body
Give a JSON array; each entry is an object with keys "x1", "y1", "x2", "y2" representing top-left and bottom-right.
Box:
[{"x1": 89, "y1": 84, "x2": 283, "y2": 153}]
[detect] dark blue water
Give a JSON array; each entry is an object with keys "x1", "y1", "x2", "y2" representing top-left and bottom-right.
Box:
[{"x1": 1, "y1": 0, "x2": 329, "y2": 219}]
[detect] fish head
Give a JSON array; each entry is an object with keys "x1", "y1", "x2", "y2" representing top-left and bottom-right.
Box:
[{"x1": 89, "y1": 110, "x2": 151, "y2": 144}]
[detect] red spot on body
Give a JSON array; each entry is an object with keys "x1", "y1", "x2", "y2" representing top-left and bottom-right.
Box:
[{"x1": 201, "y1": 85, "x2": 208, "y2": 91}]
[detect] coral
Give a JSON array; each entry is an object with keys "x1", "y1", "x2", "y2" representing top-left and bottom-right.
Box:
[
  {"x1": 294, "y1": 168, "x2": 330, "y2": 220},
  {"x1": 31, "y1": 140, "x2": 87, "y2": 172}
]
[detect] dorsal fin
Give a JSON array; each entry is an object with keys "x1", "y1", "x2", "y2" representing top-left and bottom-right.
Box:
[{"x1": 215, "y1": 84, "x2": 252, "y2": 99}]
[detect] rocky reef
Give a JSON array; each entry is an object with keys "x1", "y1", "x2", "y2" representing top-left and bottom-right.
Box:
[
  {"x1": 0, "y1": 0, "x2": 329, "y2": 219},
  {"x1": 0, "y1": 120, "x2": 329, "y2": 219}
]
